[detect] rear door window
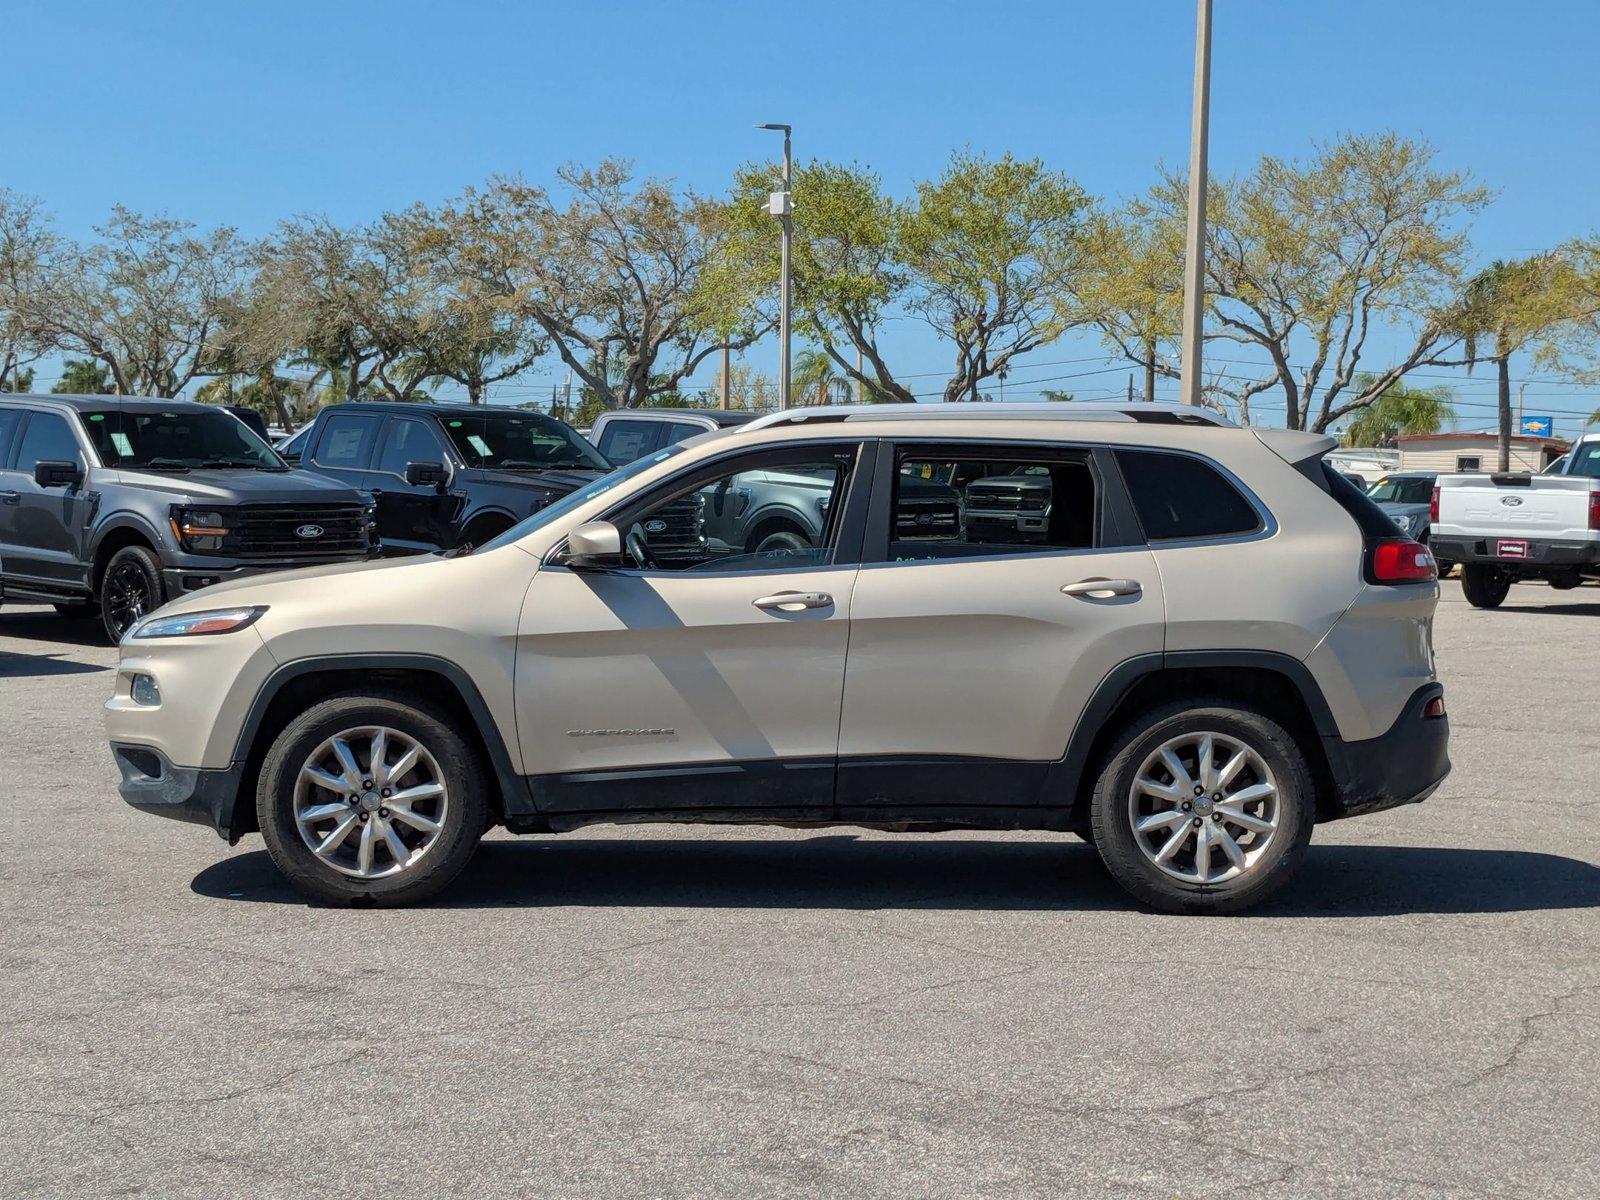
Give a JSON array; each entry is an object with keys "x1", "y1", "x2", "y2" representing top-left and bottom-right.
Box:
[
  {"x1": 1115, "y1": 450, "x2": 1262, "y2": 541},
  {"x1": 311, "y1": 412, "x2": 381, "y2": 470},
  {"x1": 596, "y1": 418, "x2": 665, "y2": 465}
]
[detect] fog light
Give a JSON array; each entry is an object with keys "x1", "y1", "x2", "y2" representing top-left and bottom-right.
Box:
[
  {"x1": 1423, "y1": 695, "x2": 1446, "y2": 720},
  {"x1": 130, "y1": 673, "x2": 161, "y2": 706}
]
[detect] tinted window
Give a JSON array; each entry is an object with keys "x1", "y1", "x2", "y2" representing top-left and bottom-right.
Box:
[
  {"x1": 1319, "y1": 462, "x2": 1402, "y2": 540},
  {"x1": 1568, "y1": 444, "x2": 1600, "y2": 479},
  {"x1": 663, "y1": 422, "x2": 705, "y2": 447},
  {"x1": 1116, "y1": 450, "x2": 1261, "y2": 541},
  {"x1": 14, "y1": 413, "x2": 84, "y2": 470},
  {"x1": 875, "y1": 450, "x2": 1098, "y2": 562},
  {"x1": 312, "y1": 412, "x2": 381, "y2": 470},
  {"x1": 1366, "y1": 476, "x2": 1435, "y2": 504},
  {"x1": 596, "y1": 418, "x2": 664, "y2": 465},
  {"x1": 476, "y1": 448, "x2": 688, "y2": 553},
  {"x1": 83, "y1": 408, "x2": 284, "y2": 471},
  {"x1": 375, "y1": 418, "x2": 447, "y2": 477},
  {"x1": 0, "y1": 409, "x2": 23, "y2": 466},
  {"x1": 440, "y1": 411, "x2": 609, "y2": 471}
]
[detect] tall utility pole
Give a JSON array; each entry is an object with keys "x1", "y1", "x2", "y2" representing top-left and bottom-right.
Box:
[
  {"x1": 757, "y1": 123, "x2": 793, "y2": 409},
  {"x1": 1179, "y1": 0, "x2": 1214, "y2": 407},
  {"x1": 720, "y1": 344, "x2": 731, "y2": 409},
  {"x1": 855, "y1": 346, "x2": 864, "y2": 403}
]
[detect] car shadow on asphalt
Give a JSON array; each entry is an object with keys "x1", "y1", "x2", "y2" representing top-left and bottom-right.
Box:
[
  {"x1": 0, "y1": 610, "x2": 111, "y2": 652},
  {"x1": 191, "y1": 839, "x2": 1600, "y2": 917},
  {"x1": 1498, "y1": 601, "x2": 1600, "y2": 617}
]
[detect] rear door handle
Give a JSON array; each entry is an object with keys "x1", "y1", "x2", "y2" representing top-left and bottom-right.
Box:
[
  {"x1": 1061, "y1": 577, "x2": 1143, "y2": 599},
  {"x1": 0, "y1": 490, "x2": 18, "y2": 505},
  {"x1": 753, "y1": 591, "x2": 834, "y2": 612}
]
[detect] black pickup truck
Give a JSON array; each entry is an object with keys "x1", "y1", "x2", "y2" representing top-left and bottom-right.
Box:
[
  {"x1": 283, "y1": 401, "x2": 627, "y2": 554},
  {"x1": 0, "y1": 394, "x2": 376, "y2": 642}
]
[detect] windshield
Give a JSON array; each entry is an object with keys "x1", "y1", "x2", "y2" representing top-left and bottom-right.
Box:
[
  {"x1": 1366, "y1": 476, "x2": 1434, "y2": 504},
  {"x1": 476, "y1": 446, "x2": 687, "y2": 552},
  {"x1": 439, "y1": 411, "x2": 608, "y2": 472},
  {"x1": 83, "y1": 408, "x2": 286, "y2": 471},
  {"x1": 1568, "y1": 444, "x2": 1600, "y2": 479}
]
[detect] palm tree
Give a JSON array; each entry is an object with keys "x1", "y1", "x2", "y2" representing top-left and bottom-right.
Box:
[
  {"x1": 791, "y1": 348, "x2": 851, "y2": 406},
  {"x1": 51, "y1": 358, "x2": 114, "y2": 395},
  {"x1": 1341, "y1": 374, "x2": 1456, "y2": 448}
]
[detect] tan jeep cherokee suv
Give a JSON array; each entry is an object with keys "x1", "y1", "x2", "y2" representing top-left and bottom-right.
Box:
[{"x1": 105, "y1": 403, "x2": 1449, "y2": 914}]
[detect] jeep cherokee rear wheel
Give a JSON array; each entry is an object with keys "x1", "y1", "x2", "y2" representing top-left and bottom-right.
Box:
[
  {"x1": 1089, "y1": 701, "x2": 1315, "y2": 915},
  {"x1": 257, "y1": 692, "x2": 489, "y2": 905}
]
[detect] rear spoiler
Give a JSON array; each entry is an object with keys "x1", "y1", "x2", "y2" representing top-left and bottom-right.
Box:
[{"x1": 1251, "y1": 428, "x2": 1337, "y2": 466}]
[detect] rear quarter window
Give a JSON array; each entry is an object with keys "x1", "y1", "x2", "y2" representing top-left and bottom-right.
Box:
[{"x1": 1115, "y1": 450, "x2": 1262, "y2": 541}]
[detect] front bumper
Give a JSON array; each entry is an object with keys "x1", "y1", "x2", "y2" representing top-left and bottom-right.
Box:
[
  {"x1": 964, "y1": 510, "x2": 1050, "y2": 542},
  {"x1": 1429, "y1": 535, "x2": 1600, "y2": 572},
  {"x1": 1321, "y1": 683, "x2": 1450, "y2": 820},
  {"x1": 161, "y1": 551, "x2": 377, "y2": 597},
  {"x1": 112, "y1": 743, "x2": 244, "y2": 840}
]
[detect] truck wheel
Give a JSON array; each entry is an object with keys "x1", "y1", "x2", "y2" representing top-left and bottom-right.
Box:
[
  {"x1": 256, "y1": 691, "x2": 489, "y2": 906},
  {"x1": 1549, "y1": 571, "x2": 1582, "y2": 591},
  {"x1": 1088, "y1": 700, "x2": 1315, "y2": 915},
  {"x1": 100, "y1": 545, "x2": 164, "y2": 643},
  {"x1": 750, "y1": 527, "x2": 811, "y2": 555},
  {"x1": 1461, "y1": 564, "x2": 1512, "y2": 609}
]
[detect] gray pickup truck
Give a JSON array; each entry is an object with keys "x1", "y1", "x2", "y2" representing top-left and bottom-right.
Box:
[{"x1": 0, "y1": 394, "x2": 376, "y2": 642}]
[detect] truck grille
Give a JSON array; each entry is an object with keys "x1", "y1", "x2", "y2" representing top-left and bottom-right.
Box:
[
  {"x1": 643, "y1": 494, "x2": 706, "y2": 562},
  {"x1": 895, "y1": 499, "x2": 960, "y2": 538},
  {"x1": 966, "y1": 486, "x2": 1047, "y2": 512},
  {"x1": 231, "y1": 503, "x2": 370, "y2": 557}
]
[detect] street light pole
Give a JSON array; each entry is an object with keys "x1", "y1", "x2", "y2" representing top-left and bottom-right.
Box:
[
  {"x1": 1179, "y1": 0, "x2": 1213, "y2": 407},
  {"x1": 757, "y1": 123, "x2": 793, "y2": 410}
]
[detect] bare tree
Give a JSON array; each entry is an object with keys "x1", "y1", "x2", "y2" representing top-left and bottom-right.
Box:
[
  {"x1": 421, "y1": 160, "x2": 766, "y2": 410},
  {"x1": 0, "y1": 190, "x2": 60, "y2": 392},
  {"x1": 31, "y1": 207, "x2": 247, "y2": 397}
]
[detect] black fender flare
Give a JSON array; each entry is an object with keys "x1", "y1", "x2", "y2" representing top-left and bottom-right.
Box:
[
  {"x1": 88, "y1": 511, "x2": 169, "y2": 565},
  {"x1": 233, "y1": 653, "x2": 528, "y2": 817}
]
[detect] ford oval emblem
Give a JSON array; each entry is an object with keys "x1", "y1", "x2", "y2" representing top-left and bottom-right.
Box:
[
  {"x1": 295, "y1": 524, "x2": 325, "y2": 539},
  {"x1": 1501, "y1": 497, "x2": 1524, "y2": 507},
  {"x1": 643, "y1": 519, "x2": 668, "y2": 533}
]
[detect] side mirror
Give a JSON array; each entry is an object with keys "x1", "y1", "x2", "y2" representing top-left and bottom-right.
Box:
[
  {"x1": 566, "y1": 520, "x2": 625, "y2": 569},
  {"x1": 34, "y1": 460, "x2": 83, "y2": 489},
  {"x1": 404, "y1": 461, "x2": 449, "y2": 489}
]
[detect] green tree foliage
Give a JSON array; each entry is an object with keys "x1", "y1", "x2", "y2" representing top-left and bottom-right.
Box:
[
  {"x1": 1340, "y1": 374, "x2": 1455, "y2": 447},
  {"x1": 1088, "y1": 134, "x2": 1489, "y2": 430},
  {"x1": 51, "y1": 358, "x2": 113, "y2": 394}
]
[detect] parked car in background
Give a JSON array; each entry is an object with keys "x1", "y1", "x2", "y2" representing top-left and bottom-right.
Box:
[
  {"x1": 1366, "y1": 471, "x2": 1453, "y2": 574},
  {"x1": 286, "y1": 402, "x2": 614, "y2": 554},
  {"x1": 107, "y1": 401, "x2": 1448, "y2": 916},
  {"x1": 0, "y1": 394, "x2": 376, "y2": 642},
  {"x1": 589, "y1": 407, "x2": 757, "y2": 466},
  {"x1": 1432, "y1": 432, "x2": 1600, "y2": 607}
]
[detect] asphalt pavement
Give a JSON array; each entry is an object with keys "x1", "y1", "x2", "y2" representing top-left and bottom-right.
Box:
[{"x1": 3, "y1": 583, "x2": 1597, "y2": 1199}]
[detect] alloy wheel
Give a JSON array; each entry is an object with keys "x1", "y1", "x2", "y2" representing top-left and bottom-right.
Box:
[
  {"x1": 105, "y1": 562, "x2": 153, "y2": 638},
  {"x1": 292, "y1": 725, "x2": 450, "y2": 879},
  {"x1": 1126, "y1": 731, "x2": 1280, "y2": 885}
]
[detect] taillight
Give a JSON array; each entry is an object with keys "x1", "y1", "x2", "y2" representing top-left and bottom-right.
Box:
[
  {"x1": 1589, "y1": 490, "x2": 1600, "y2": 531},
  {"x1": 1429, "y1": 485, "x2": 1440, "y2": 525},
  {"x1": 1370, "y1": 538, "x2": 1437, "y2": 584},
  {"x1": 1423, "y1": 695, "x2": 1447, "y2": 720}
]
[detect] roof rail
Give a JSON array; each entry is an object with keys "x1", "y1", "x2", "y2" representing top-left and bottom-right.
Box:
[{"x1": 741, "y1": 401, "x2": 1235, "y2": 431}]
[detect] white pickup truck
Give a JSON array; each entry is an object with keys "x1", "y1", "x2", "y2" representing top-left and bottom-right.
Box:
[{"x1": 1432, "y1": 433, "x2": 1600, "y2": 607}]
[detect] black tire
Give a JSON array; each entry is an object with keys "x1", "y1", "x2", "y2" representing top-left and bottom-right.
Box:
[
  {"x1": 749, "y1": 526, "x2": 812, "y2": 555},
  {"x1": 1461, "y1": 564, "x2": 1512, "y2": 609},
  {"x1": 100, "y1": 545, "x2": 164, "y2": 643},
  {"x1": 1088, "y1": 700, "x2": 1316, "y2": 915},
  {"x1": 256, "y1": 691, "x2": 490, "y2": 906},
  {"x1": 1549, "y1": 571, "x2": 1583, "y2": 591},
  {"x1": 54, "y1": 601, "x2": 98, "y2": 619}
]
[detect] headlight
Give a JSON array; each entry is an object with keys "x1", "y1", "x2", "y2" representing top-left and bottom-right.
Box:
[
  {"x1": 127, "y1": 606, "x2": 267, "y2": 640},
  {"x1": 171, "y1": 508, "x2": 231, "y2": 552}
]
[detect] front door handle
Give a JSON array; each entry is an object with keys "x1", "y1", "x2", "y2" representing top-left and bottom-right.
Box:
[
  {"x1": 1061, "y1": 577, "x2": 1143, "y2": 599},
  {"x1": 0, "y1": 490, "x2": 18, "y2": 505},
  {"x1": 753, "y1": 591, "x2": 834, "y2": 612}
]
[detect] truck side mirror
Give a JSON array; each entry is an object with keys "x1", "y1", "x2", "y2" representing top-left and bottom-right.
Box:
[
  {"x1": 34, "y1": 459, "x2": 83, "y2": 489},
  {"x1": 404, "y1": 461, "x2": 449, "y2": 489},
  {"x1": 566, "y1": 520, "x2": 626, "y2": 570}
]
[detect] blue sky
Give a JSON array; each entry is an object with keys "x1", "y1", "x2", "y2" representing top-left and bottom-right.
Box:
[{"x1": 11, "y1": 0, "x2": 1600, "y2": 432}]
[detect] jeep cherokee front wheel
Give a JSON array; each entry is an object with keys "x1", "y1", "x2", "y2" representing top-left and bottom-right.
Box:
[
  {"x1": 1088, "y1": 701, "x2": 1315, "y2": 915},
  {"x1": 257, "y1": 692, "x2": 489, "y2": 905}
]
